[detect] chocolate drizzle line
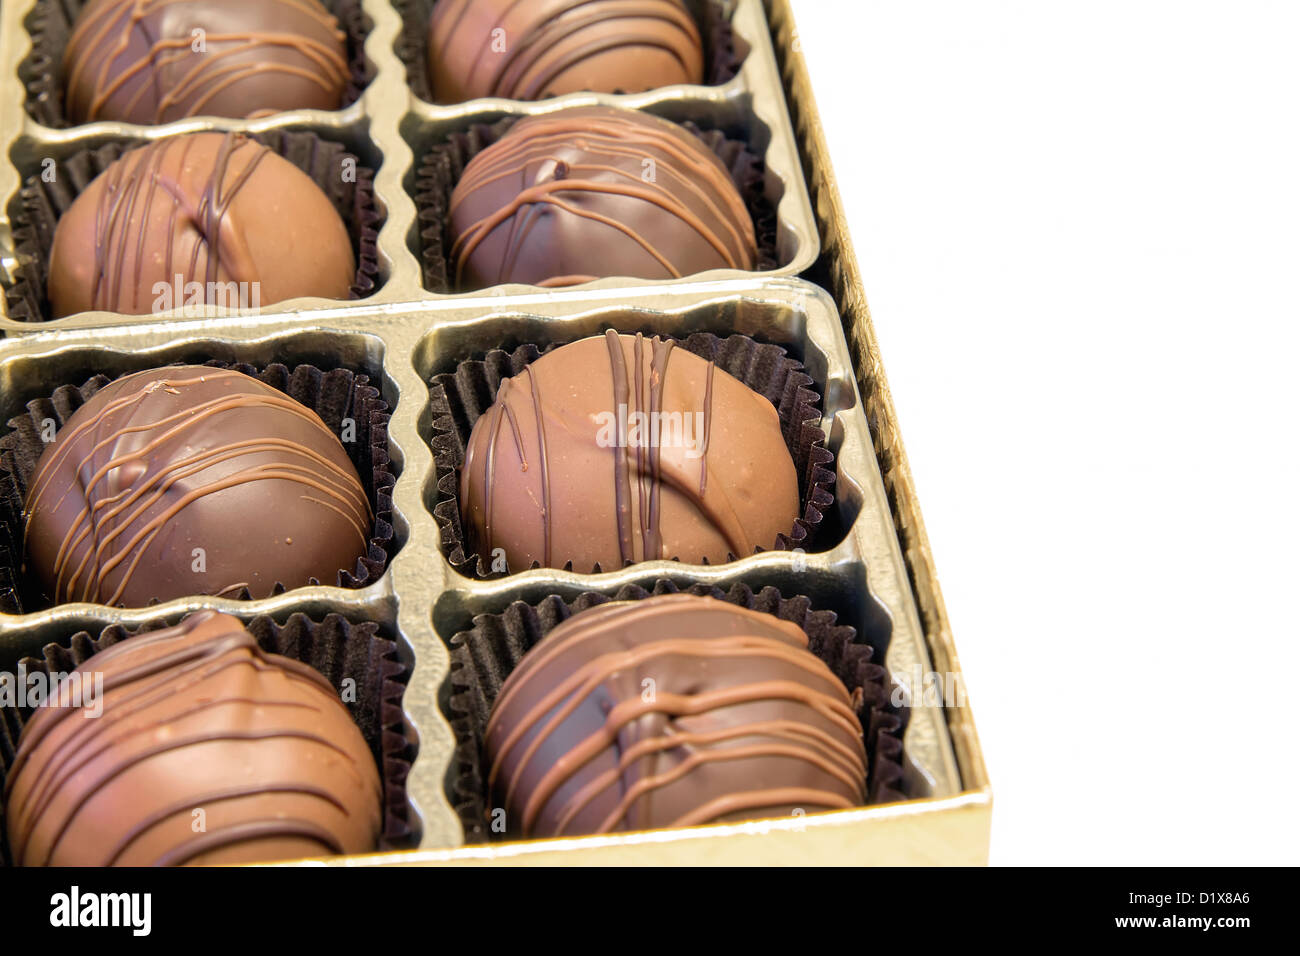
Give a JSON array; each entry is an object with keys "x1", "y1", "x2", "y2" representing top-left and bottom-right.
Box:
[
  {"x1": 481, "y1": 396, "x2": 503, "y2": 556},
  {"x1": 604, "y1": 331, "x2": 635, "y2": 564},
  {"x1": 3, "y1": 611, "x2": 379, "y2": 866},
  {"x1": 64, "y1": 0, "x2": 349, "y2": 124},
  {"x1": 646, "y1": 336, "x2": 676, "y2": 558},
  {"x1": 0, "y1": 611, "x2": 416, "y2": 865},
  {"x1": 522, "y1": 367, "x2": 553, "y2": 568},
  {"x1": 443, "y1": 581, "x2": 911, "y2": 843},
  {"x1": 700, "y1": 360, "x2": 715, "y2": 496}
]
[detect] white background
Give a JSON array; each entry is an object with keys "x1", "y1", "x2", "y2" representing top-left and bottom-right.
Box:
[{"x1": 793, "y1": 0, "x2": 1300, "y2": 864}]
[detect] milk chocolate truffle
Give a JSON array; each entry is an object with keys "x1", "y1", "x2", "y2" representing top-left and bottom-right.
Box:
[
  {"x1": 448, "y1": 106, "x2": 756, "y2": 288},
  {"x1": 47, "y1": 132, "x2": 356, "y2": 318},
  {"x1": 24, "y1": 365, "x2": 372, "y2": 607},
  {"x1": 4, "y1": 611, "x2": 382, "y2": 866},
  {"x1": 459, "y1": 331, "x2": 799, "y2": 571},
  {"x1": 485, "y1": 594, "x2": 867, "y2": 837},
  {"x1": 429, "y1": 0, "x2": 704, "y2": 103},
  {"x1": 64, "y1": 0, "x2": 350, "y2": 125}
]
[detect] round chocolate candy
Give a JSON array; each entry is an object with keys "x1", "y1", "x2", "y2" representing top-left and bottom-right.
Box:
[
  {"x1": 47, "y1": 132, "x2": 355, "y2": 318},
  {"x1": 459, "y1": 331, "x2": 799, "y2": 572},
  {"x1": 428, "y1": 0, "x2": 704, "y2": 103},
  {"x1": 485, "y1": 593, "x2": 868, "y2": 837},
  {"x1": 447, "y1": 106, "x2": 757, "y2": 288},
  {"x1": 64, "y1": 0, "x2": 350, "y2": 125},
  {"x1": 24, "y1": 364, "x2": 371, "y2": 607},
  {"x1": 4, "y1": 610, "x2": 382, "y2": 866}
]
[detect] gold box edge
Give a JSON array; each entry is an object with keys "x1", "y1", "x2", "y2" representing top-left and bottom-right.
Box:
[{"x1": 764, "y1": 0, "x2": 992, "y2": 802}]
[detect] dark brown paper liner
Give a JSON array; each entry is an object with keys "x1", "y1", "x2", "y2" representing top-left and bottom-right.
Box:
[
  {"x1": 413, "y1": 115, "x2": 778, "y2": 293},
  {"x1": 429, "y1": 331, "x2": 836, "y2": 577},
  {"x1": 20, "y1": 0, "x2": 375, "y2": 129},
  {"x1": 3, "y1": 130, "x2": 383, "y2": 323},
  {"x1": 0, "y1": 360, "x2": 396, "y2": 614},
  {"x1": 394, "y1": 0, "x2": 745, "y2": 106},
  {"x1": 0, "y1": 611, "x2": 415, "y2": 866},
  {"x1": 444, "y1": 580, "x2": 909, "y2": 843}
]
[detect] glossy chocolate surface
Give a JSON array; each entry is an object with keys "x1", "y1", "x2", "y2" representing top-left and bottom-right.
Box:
[
  {"x1": 46, "y1": 132, "x2": 355, "y2": 318},
  {"x1": 485, "y1": 593, "x2": 867, "y2": 837},
  {"x1": 428, "y1": 0, "x2": 704, "y2": 103},
  {"x1": 24, "y1": 365, "x2": 371, "y2": 607},
  {"x1": 4, "y1": 610, "x2": 382, "y2": 866},
  {"x1": 459, "y1": 331, "x2": 798, "y2": 571},
  {"x1": 447, "y1": 106, "x2": 756, "y2": 288},
  {"x1": 64, "y1": 0, "x2": 350, "y2": 125}
]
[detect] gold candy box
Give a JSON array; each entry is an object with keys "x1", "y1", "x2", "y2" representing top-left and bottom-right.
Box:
[{"x1": 0, "y1": 0, "x2": 990, "y2": 866}]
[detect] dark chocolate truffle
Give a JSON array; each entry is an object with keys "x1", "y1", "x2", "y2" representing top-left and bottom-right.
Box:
[
  {"x1": 447, "y1": 106, "x2": 756, "y2": 288},
  {"x1": 428, "y1": 0, "x2": 704, "y2": 103},
  {"x1": 459, "y1": 331, "x2": 799, "y2": 571},
  {"x1": 485, "y1": 594, "x2": 867, "y2": 837},
  {"x1": 47, "y1": 132, "x2": 356, "y2": 317},
  {"x1": 24, "y1": 365, "x2": 372, "y2": 607},
  {"x1": 64, "y1": 0, "x2": 350, "y2": 125},
  {"x1": 4, "y1": 611, "x2": 382, "y2": 866}
]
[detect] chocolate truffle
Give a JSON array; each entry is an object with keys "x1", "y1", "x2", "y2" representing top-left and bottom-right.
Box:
[
  {"x1": 4, "y1": 611, "x2": 382, "y2": 866},
  {"x1": 447, "y1": 106, "x2": 756, "y2": 288},
  {"x1": 459, "y1": 331, "x2": 799, "y2": 571},
  {"x1": 485, "y1": 594, "x2": 867, "y2": 837},
  {"x1": 24, "y1": 365, "x2": 371, "y2": 607},
  {"x1": 47, "y1": 132, "x2": 356, "y2": 318},
  {"x1": 428, "y1": 0, "x2": 704, "y2": 103},
  {"x1": 47, "y1": 132, "x2": 356, "y2": 317},
  {"x1": 64, "y1": 0, "x2": 350, "y2": 125}
]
